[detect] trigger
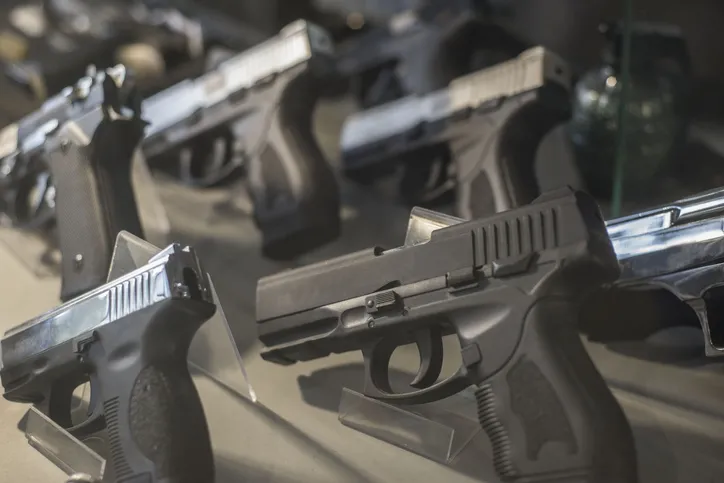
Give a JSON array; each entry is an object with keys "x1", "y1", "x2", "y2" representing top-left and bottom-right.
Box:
[
  {"x1": 410, "y1": 327, "x2": 444, "y2": 389},
  {"x1": 87, "y1": 375, "x2": 100, "y2": 418},
  {"x1": 68, "y1": 375, "x2": 105, "y2": 438}
]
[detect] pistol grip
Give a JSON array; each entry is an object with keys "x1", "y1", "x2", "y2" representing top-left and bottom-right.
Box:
[
  {"x1": 476, "y1": 297, "x2": 637, "y2": 482},
  {"x1": 453, "y1": 91, "x2": 571, "y2": 220},
  {"x1": 88, "y1": 300, "x2": 215, "y2": 483},
  {"x1": 49, "y1": 113, "x2": 145, "y2": 302},
  {"x1": 246, "y1": 75, "x2": 340, "y2": 260}
]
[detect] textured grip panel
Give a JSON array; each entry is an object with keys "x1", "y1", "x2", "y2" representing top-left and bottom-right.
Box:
[
  {"x1": 476, "y1": 297, "x2": 638, "y2": 482},
  {"x1": 50, "y1": 140, "x2": 117, "y2": 301},
  {"x1": 507, "y1": 357, "x2": 577, "y2": 459},
  {"x1": 50, "y1": 114, "x2": 144, "y2": 301},
  {"x1": 89, "y1": 298, "x2": 216, "y2": 483},
  {"x1": 127, "y1": 363, "x2": 214, "y2": 482},
  {"x1": 105, "y1": 397, "x2": 134, "y2": 481}
]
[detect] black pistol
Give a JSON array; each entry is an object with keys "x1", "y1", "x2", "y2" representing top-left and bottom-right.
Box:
[
  {"x1": 0, "y1": 0, "x2": 264, "y2": 125},
  {"x1": 142, "y1": 20, "x2": 340, "y2": 259},
  {"x1": 1, "y1": 243, "x2": 217, "y2": 482},
  {"x1": 341, "y1": 47, "x2": 580, "y2": 218},
  {"x1": 257, "y1": 187, "x2": 637, "y2": 482},
  {"x1": 0, "y1": 65, "x2": 146, "y2": 302},
  {"x1": 336, "y1": 0, "x2": 525, "y2": 108}
]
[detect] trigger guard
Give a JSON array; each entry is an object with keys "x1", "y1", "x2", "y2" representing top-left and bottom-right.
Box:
[
  {"x1": 363, "y1": 334, "x2": 471, "y2": 405},
  {"x1": 365, "y1": 368, "x2": 472, "y2": 406},
  {"x1": 179, "y1": 135, "x2": 240, "y2": 187},
  {"x1": 43, "y1": 371, "x2": 88, "y2": 430}
]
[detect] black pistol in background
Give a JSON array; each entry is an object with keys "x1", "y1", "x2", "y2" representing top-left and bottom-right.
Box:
[
  {"x1": 257, "y1": 187, "x2": 638, "y2": 483},
  {"x1": 335, "y1": 0, "x2": 526, "y2": 108},
  {"x1": 1, "y1": 243, "x2": 217, "y2": 483},
  {"x1": 341, "y1": 46, "x2": 580, "y2": 219},
  {"x1": 0, "y1": 65, "x2": 146, "y2": 302},
  {"x1": 591, "y1": 187, "x2": 724, "y2": 357},
  {"x1": 0, "y1": 0, "x2": 265, "y2": 125},
  {"x1": 142, "y1": 20, "x2": 341, "y2": 259}
]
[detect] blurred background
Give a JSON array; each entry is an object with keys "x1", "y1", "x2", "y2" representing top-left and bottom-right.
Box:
[{"x1": 1, "y1": 0, "x2": 723, "y2": 219}]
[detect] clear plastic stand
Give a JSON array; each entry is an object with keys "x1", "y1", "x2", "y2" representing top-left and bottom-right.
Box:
[
  {"x1": 21, "y1": 231, "x2": 255, "y2": 480},
  {"x1": 336, "y1": 207, "x2": 479, "y2": 464},
  {"x1": 131, "y1": 151, "x2": 171, "y2": 249},
  {"x1": 105, "y1": 231, "x2": 256, "y2": 401},
  {"x1": 338, "y1": 385, "x2": 480, "y2": 464},
  {"x1": 23, "y1": 406, "x2": 106, "y2": 478},
  {"x1": 0, "y1": 152, "x2": 169, "y2": 277}
]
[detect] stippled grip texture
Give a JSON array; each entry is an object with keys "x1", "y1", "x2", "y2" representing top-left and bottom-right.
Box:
[
  {"x1": 104, "y1": 364, "x2": 213, "y2": 483},
  {"x1": 49, "y1": 114, "x2": 144, "y2": 301},
  {"x1": 246, "y1": 71, "x2": 340, "y2": 260},
  {"x1": 89, "y1": 300, "x2": 216, "y2": 483},
  {"x1": 476, "y1": 297, "x2": 638, "y2": 483}
]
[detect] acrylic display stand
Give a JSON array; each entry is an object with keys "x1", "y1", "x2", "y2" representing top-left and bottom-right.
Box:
[
  {"x1": 21, "y1": 232, "x2": 255, "y2": 480},
  {"x1": 24, "y1": 407, "x2": 106, "y2": 479},
  {"x1": 338, "y1": 384, "x2": 480, "y2": 464},
  {"x1": 0, "y1": 152, "x2": 169, "y2": 277},
  {"x1": 336, "y1": 206, "x2": 479, "y2": 464},
  {"x1": 130, "y1": 151, "x2": 172, "y2": 248}
]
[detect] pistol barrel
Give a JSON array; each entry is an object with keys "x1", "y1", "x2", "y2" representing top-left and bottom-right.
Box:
[
  {"x1": 608, "y1": 187, "x2": 724, "y2": 281},
  {"x1": 142, "y1": 20, "x2": 334, "y2": 153}
]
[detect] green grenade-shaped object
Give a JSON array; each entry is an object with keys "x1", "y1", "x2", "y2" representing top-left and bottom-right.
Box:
[{"x1": 570, "y1": 22, "x2": 691, "y2": 199}]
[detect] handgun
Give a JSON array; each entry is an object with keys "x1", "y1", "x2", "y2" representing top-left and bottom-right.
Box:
[
  {"x1": 336, "y1": 0, "x2": 525, "y2": 108},
  {"x1": 0, "y1": 65, "x2": 146, "y2": 301},
  {"x1": 605, "y1": 187, "x2": 724, "y2": 357},
  {"x1": 0, "y1": 0, "x2": 264, "y2": 124},
  {"x1": 142, "y1": 20, "x2": 341, "y2": 259},
  {"x1": 0, "y1": 0, "x2": 195, "y2": 122},
  {"x1": 341, "y1": 46, "x2": 578, "y2": 219},
  {"x1": 1, "y1": 243, "x2": 216, "y2": 482},
  {"x1": 256, "y1": 187, "x2": 638, "y2": 482}
]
